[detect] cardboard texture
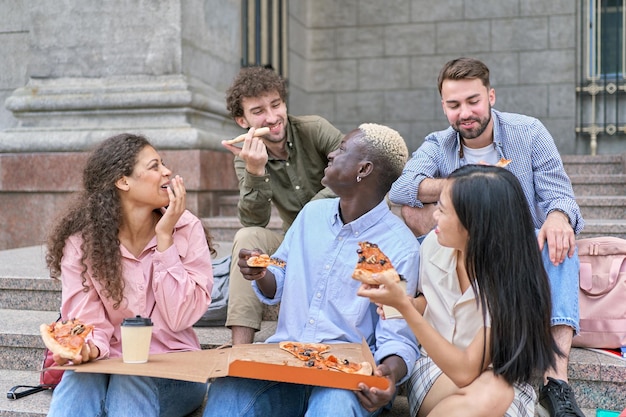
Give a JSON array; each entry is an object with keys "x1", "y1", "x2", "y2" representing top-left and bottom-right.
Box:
[{"x1": 55, "y1": 340, "x2": 389, "y2": 391}]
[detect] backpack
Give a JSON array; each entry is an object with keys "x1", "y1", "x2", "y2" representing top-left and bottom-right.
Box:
[
  {"x1": 194, "y1": 255, "x2": 230, "y2": 327},
  {"x1": 572, "y1": 236, "x2": 626, "y2": 349}
]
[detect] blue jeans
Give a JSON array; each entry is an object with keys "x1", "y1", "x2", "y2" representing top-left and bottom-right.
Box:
[
  {"x1": 202, "y1": 377, "x2": 381, "y2": 417},
  {"x1": 541, "y1": 243, "x2": 580, "y2": 333},
  {"x1": 47, "y1": 371, "x2": 207, "y2": 417}
]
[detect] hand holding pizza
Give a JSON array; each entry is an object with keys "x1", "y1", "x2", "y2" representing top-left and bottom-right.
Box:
[
  {"x1": 356, "y1": 271, "x2": 412, "y2": 313},
  {"x1": 222, "y1": 127, "x2": 270, "y2": 176},
  {"x1": 52, "y1": 339, "x2": 100, "y2": 366},
  {"x1": 237, "y1": 248, "x2": 270, "y2": 281},
  {"x1": 40, "y1": 318, "x2": 99, "y2": 366}
]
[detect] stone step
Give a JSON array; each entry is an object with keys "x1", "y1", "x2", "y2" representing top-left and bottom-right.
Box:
[
  {"x1": 577, "y1": 196, "x2": 626, "y2": 219},
  {"x1": 570, "y1": 174, "x2": 626, "y2": 196},
  {"x1": 579, "y1": 219, "x2": 626, "y2": 239},
  {"x1": 562, "y1": 154, "x2": 625, "y2": 175},
  {"x1": 0, "y1": 246, "x2": 59, "y2": 313},
  {"x1": 217, "y1": 194, "x2": 282, "y2": 218},
  {"x1": 202, "y1": 216, "x2": 283, "y2": 243}
]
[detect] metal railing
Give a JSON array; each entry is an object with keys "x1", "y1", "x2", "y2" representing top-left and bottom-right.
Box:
[
  {"x1": 241, "y1": 0, "x2": 288, "y2": 77},
  {"x1": 576, "y1": 0, "x2": 626, "y2": 155}
]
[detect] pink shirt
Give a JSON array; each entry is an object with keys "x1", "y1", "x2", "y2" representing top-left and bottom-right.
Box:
[{"x1": 59, "y1": 210, "x2": 213, "y2": 359}]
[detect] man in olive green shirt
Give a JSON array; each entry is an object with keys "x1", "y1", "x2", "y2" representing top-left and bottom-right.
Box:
[{"x1": 222, "y1": 66, "x2": 343, "y2": 344}]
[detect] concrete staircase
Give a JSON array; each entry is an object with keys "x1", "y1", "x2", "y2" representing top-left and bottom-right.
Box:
[
  {"x1": 0, "y1": 154, "x2": 624, "y2": 416},
  {"x1": 564, "y1": 154, "x2": 626, "y2": 239}
]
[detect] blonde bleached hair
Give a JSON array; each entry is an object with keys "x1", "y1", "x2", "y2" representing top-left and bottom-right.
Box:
[{"x1": 357, "y1": 123, "x2": 409, "y2": 191}]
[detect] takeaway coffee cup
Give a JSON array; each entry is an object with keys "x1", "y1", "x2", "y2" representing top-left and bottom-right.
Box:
[{"x1": 121, "y1": 316, "x2": 153, "y2": 363}]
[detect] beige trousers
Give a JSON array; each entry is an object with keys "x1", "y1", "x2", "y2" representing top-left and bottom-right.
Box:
[{"x1": 225, "y1": 226, "x2": 283, "y2": 330}]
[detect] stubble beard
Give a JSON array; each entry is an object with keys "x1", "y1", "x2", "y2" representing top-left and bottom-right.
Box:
[{"x1": 453, "y1": 107, "x2": 492, "y2": 140}]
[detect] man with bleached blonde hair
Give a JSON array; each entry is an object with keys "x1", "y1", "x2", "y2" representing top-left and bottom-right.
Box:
[{"x1": 202, "y1": 123, "x2": 420, "y2": 417}]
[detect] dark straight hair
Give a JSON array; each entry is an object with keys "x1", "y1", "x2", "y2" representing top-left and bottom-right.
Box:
[{"x1": 448, "y1": 164, "x2": 561, "y2": 384}]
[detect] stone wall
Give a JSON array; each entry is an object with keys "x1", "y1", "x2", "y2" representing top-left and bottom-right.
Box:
[
  {"x1": 0, "y1": 0, "x2": 623, "y2": 248},
  {"x1": 287, "y1": 0, "x2": 579, "y2": 153},
  {"x1": 0, "y1": 0, "x2": 242, "y2": 249}
]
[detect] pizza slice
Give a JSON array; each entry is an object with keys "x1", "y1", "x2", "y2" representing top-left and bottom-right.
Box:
[
  {"x1": 224, "y1": 127, "x2": 271, "y2": 145},
  {"x1": 495, "y1": 157, "x2": 512, "y2": 167},
  {"x1": 279, "y1": 341, "x2": 331, "y2": 361},
  {"x1": 40, "y1": 318, "x2": 94, "y2": 362},
  {"x1": 246, "y1": 253, "x2": 286, "y2": 268},
  {"x1": 278, "y1": 342, "x2": 374, "y2": 375},
  {"x1": 322, "y1": 354, "x2": 373, "y2": 376},
  {"x1": 351, "y1": 241, "x2": 400, "y2": 285}
]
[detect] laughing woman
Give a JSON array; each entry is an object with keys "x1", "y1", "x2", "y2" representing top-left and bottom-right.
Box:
[
  {"x1": 358, "y1": 164, "x2": 561, "y2": 417},
  {"x1": 45, "y1": 133, "x2": 213, "y2": 417}
]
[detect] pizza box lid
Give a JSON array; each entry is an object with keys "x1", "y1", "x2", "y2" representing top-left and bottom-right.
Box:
[{"x1": 52, "y1": 339, "x2": 389, "y2": 391}]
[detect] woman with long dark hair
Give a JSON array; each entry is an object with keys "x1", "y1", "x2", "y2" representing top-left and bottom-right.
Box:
[{"x1": 358, "y1": 164, "x2": 561, "y2": 417}]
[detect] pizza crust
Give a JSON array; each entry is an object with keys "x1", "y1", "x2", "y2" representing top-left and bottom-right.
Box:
[
  {"x1": 354, "y1": 361, "x2": 373, "y2": 376},
  {"x1": 352, "y1": 267, "x2": 400, "y2": 286},
  {"x1": 40, "y1": 320, "x2": 93, "y2": 362},
  {"x1": 224, "y1": 127, "x2": 271, "y2": 145},
  {"x1": 40, "y1": 323, "x2": 81, "y2": 362},
  {"x1": 247, "y1": 254, "x2": 286, "y2": 268},
  {"x1": 278, "y1": 341, "x2": 331, "y2": 356},
  {"x1": 495, "y1": 157, "x2": 511, "y2": 167}
]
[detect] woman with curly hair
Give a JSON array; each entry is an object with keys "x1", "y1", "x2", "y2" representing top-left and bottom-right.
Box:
[
  {"x1": 46, "y1": 133, "x2": 214, "y2": 417},
  {"x1": 358, "y1": 164, "x2": 561, "y2": 417}
]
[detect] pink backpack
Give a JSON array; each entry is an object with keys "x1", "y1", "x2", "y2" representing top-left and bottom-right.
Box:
[{"x1": 572, "y1": 237, "x2": 626, "y2": 349}]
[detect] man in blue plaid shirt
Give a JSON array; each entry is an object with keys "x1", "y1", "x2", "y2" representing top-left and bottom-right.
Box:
[{"x1": 390, "y1": 57, "x2": 584, "y2": 417}]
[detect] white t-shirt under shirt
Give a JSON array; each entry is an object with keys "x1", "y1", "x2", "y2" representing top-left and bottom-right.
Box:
[{"x1": 462, "y1": 143, "x2": 499, "y2": 166}]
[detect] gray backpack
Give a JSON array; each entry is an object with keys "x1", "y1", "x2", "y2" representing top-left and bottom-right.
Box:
[{"x1": 194, "y1": 255, "x2": 230, "y2": 327}]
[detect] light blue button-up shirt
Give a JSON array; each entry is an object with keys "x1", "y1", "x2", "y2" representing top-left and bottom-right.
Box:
[
  {"x1": 253, "y1": 198, "x2": 421, "y2": 382},
  {"x1": 390, "y1": 109, "x2": 584, "y2": 234}
]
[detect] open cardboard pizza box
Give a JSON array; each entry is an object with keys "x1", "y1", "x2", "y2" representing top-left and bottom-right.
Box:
[{"x1": 56, "y1": 339, "x2": 389, "y2": 391}]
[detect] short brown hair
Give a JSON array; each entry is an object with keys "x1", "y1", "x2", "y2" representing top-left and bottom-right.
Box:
[
  {"x1": 225, "y1": 66, "x2": 287, "y2": 119},
  {"x1": 437, "y1": 57, "x2": 491, "y2": 95}
]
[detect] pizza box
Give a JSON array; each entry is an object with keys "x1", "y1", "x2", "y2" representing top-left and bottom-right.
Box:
[{"x1": 54, "y1": 339, "x2": 389, "y2": 391}]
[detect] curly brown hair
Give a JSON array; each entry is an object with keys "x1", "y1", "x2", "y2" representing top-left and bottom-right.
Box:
[
  {"x1": 225, "y1": 66, "x2": 287, "y2": 119},
  {"x1": 46, "y1": 133, "x2": 215, "y2": 309}
]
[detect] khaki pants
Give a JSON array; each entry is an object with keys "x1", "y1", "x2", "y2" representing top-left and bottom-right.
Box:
[{"x1": 225, "y1": 226, "x2": 283, "y2": 330}]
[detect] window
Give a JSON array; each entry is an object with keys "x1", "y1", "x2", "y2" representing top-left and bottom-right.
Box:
[
  {"x1": 576, "y1": 0, "x2": 626, "y2": 154},
  {"x1": 241, "y1": 0, "x2": 288, "y2": 77},
  {"x1": 587, "y1": 0, "x2": 624, "y2": 78}
]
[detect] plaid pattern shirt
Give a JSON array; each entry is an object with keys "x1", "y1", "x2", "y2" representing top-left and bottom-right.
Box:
[{"x1": 390, "y1": 109, "x2": 584, "y2": 234}]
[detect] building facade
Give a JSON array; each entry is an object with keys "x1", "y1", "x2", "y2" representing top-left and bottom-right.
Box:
[{"x1": 0, "y1": 0, "x2": 623, "y2": 249}]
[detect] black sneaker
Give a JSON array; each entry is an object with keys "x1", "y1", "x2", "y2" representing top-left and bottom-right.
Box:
[{"x1": 539, "y1": 377, "x2": 585, "y2": 417}]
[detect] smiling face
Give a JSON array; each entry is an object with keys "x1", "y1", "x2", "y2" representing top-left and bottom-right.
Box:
[
  {"x1": 433, "y1": 180, "x2": 469, "y2": 251},
  {"x1": 321, "y1": 130, "x2": 366, "y2": 194},
  {"x1": 235, "y1": 91, "x2": 288, "y2": 144},
  {"x1": 122, "y1": 145, "x2": 172, "y2": 209},
  {"x1": 441, "y1": 78, "x2": 496, "y2": 147}
]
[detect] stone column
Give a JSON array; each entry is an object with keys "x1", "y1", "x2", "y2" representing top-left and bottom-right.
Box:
[{"x1": 0, "y1": 0, "x2": 242, "y2": 249}]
